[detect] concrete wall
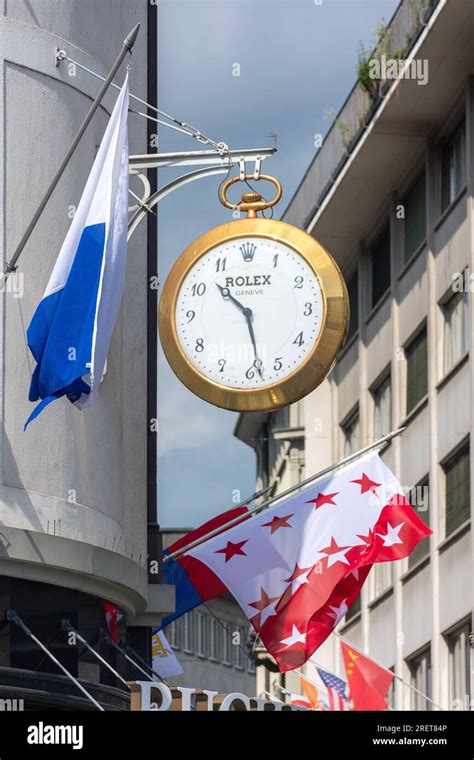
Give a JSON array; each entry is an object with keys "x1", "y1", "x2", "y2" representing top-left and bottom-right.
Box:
[{"x1": 0, "y1": 1, "x2": 150, "y2": 616}]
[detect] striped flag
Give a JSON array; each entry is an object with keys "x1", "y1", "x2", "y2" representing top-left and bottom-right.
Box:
[
  {"x1": 25, "y1": 75, "x2": 129, "y2": 428},
  {"x1": 317, "y1": 667, "x2": 349, "y2": 711}
]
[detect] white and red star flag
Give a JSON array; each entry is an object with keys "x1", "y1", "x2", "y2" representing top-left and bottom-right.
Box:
[{"x1": 185, "y1": 453, "x2": 431, "y2": 672}]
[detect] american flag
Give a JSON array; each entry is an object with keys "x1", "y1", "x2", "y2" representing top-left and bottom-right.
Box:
[{"x1": 317, "y1": 667, "x2": 349, "y2": 711}]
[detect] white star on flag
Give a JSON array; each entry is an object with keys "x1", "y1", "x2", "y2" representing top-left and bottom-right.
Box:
[
  {"x1": 377, "y1": 521, "x2": 405, "y2": 546},
  {"x1": 328, "y1": 599, "x2": 349, "y2": 626},
  {"x1": 280, "y1": 625, "x2": 307, "y2": 648}
]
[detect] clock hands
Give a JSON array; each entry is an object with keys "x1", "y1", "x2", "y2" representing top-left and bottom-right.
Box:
[
  {"x1": 215, "y1": 284, "x2": 246, "y2": 313},
  {"x1": 216, "y1": 283, "x2": 264, "y2": 379},
  {"x1": 245, "y1": 315, "x2": 264, "y2": 379}
]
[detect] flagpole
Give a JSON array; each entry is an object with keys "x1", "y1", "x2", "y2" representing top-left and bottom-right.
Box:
[
  {"x1": 167, "y1": 427, "x2": 406, "y2": 562},
  {"x1": 334, "y1": 632, "x2": 445, "y2": 711},
  {"x1": 61, "y1": 619, "x2": 130, "y2": 690},
  {"x1": 163, "y1": 484, "x2": 272, "y2": 563},
  {"x1": 3, "y1": 23, "x2": 140, "y2": 281}
]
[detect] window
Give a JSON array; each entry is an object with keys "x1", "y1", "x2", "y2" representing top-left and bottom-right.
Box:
[
  {"x1": 175, "y1": 617, "x2": 183, "y2": 650},
  {"x1": 346, "y1": 269, "x2": 359, "y2": 341},
  {"x1": 222, "y1": 623, "x2": 231, "y2": 665},
  {"x1": 405, "y1": 326, "x2": 428, "y2": 414},
  {"x1": 442, "y1": 290, "x2": 469, "y2": 376},
  {"x1": 167, "y1": 620, "x2": 178, "y2": 649},
  {"x1": 372, "y1": 372, "x2": 391, "y2": 440},
  {"x1": 387, "y1": 667, "x2": 396, "y2": 709},
  {"x1": 209, "y1": 617, "x2": 221, "y2": 661},
  {"x1": 447, "y1": 621, "x2": 471, "y2": 708},
  {"x1": 403, "y1": 172, "x2": 426, "y2": 262},
  {"x1": 234, "y1": 625, "x2": 244, "y2": 669},
  {"x1": 408, "y1": 647, "x2": 431, "y2": 710},
  {"x1": 196, "y1": 612, "x2": 207, "y2": 657},
  {"x1": 345, "y1": 593, "x2": 361, "y2": 622},
  {"x1": 368, "y1": 562, "x2": 393, "y2": 602},
  {"x1": 444, "y1": 443, "x2": 470, "y2": 536},
  {"x1": 408, "y1": 478, "x2": 430, "y2": 568},
  {"x1": 371, "y1": 225, "x2": 391, "y2": 307},
  {"x1": 183, "y1": 612, "x2": 194, "y2": 653},
  {"x1": 441, "y1": 121, "x2": 466, "y2": 211},
  {"x1": 342, "y1": 409, "x2": 359, "y2": 457}
]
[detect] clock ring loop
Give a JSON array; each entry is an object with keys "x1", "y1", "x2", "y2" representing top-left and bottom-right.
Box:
[{"x1": 219, "y1": 174, "x2": 282, "y2": 214}]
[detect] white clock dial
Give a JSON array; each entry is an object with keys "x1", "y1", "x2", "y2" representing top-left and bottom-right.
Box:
[{"x1": 175, "y1": 237, "x2": 324, "y2": 389}]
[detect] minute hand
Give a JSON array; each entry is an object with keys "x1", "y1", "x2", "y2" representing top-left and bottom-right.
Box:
[{"x1": 244, "y1": 312, "x2": 264, "y2": 379}]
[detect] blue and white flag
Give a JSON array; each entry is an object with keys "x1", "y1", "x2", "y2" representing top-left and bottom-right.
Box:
[{"x1": 26, "y1": 75, "x2": 129, "y2": 428}]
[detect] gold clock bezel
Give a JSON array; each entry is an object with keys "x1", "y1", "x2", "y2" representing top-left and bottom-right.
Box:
[{"x1": 159, "y1": 217, "x2": 349, "y2": 413}]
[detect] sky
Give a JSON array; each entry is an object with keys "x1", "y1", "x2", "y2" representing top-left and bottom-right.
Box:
[{"x1": 157, "y1": 0, "x2": 400, "y2": 529}]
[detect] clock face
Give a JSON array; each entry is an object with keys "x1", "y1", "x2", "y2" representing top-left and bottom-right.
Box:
[{"x1": 174, "y1": 236, "x2": 325, "y2": 389}]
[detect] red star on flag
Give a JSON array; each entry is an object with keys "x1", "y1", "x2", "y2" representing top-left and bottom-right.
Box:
[
  {"x1": 306, "y1": 491, "x2": 339, "y2": 509},
  {"x1": 351, "y1": 473, "x2": 381, "y2": 494},
  {"x1": 357, "y1": 528, "x2": 374, "y2": 545},
  {"x1": 249, "y1": 587, "x2": 279, "y2": 627},
  {"x1": 284, "y1": 562, "x2": 313, "y2": 585},
  {"x1": 249, "y1": 587, "x2": 280, "y2": 612},
  {"x1": 215, "y1": 539, "x2": 248, "y2": 562},
  {"x1": 277, "y1": 562, "x2": 313, "y2": 609},
  {"x1": 320, "y1": 537, "x2": 351, "y2": 567},
  {"x1": 261, "y1": 513, "x2": 294, "y2": 534}
]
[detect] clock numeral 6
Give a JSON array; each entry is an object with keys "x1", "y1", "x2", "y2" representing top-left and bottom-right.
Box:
[
  {"x1": 293, "y1": 332, "x2": 304, "y2": 347},
  {"x1": 273, "y1": 357, "x2": 283, "y2": 371},
  {"x1": 245, "y1": 365, "x2": 255, "y2": 380},
  {"x1": 195, "y1": 338, "x2": 204, "y2": 352},
  {"x1": 294, "y1": 276, "x2": 304, "y2": 289},
  {"x1": 186, "y1": 310, "x2": 195, "y2": 323},
  {"x1": 304, "y1": 302, "x2": 313, "y2": 316},
  {"x1": 191, "y1": 282, "x2": 206, "y2": 296}
]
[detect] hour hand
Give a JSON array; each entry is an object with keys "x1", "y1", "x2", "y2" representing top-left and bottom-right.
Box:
[{"x1": 216, "y1": 283, "x2": 248, "y2": 314}]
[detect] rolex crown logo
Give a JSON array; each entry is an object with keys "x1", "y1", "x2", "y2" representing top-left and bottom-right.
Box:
[{"x1": 240, "y1": 242, "x2": 257, "y2": 262}]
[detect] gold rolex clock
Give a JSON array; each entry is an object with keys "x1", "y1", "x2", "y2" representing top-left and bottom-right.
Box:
[{"x1": 159, "y1": 175, "x2": 349, "y2": 413}]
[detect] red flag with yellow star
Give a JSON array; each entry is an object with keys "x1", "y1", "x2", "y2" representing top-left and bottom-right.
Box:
[{"x1": 341, "y1": 641, "x2": 393, "y2": 710}]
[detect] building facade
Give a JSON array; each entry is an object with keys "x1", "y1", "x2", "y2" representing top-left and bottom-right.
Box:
[
  {"x1": 235, "y1": 0, "x2": 474, "y2": 710},
  {"x1": 0, "y1": 1, "x2": 172, "y2": 708}
]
